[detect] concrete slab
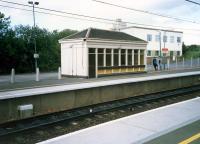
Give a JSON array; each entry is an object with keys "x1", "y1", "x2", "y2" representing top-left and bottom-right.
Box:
[{"x1": 37, "y1": 97, "x2": 200, "y2": 144}]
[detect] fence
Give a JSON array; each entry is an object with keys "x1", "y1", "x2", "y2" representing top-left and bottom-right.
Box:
[{"x1": 147, "y1": 57, "x2": 200, "y2": 71}]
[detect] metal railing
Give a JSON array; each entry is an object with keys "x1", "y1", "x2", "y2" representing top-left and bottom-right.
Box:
[{"x1": 147, "y1": 57, "x2": 200, "y2": 71}]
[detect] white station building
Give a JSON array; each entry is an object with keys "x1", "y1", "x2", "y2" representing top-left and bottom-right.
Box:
[
  {"x1": 121, "y1": 26, "x2": 183, "y2": 63},
  {"x1": 59, "y1": 28, "x2": 147, "y2": 78}
]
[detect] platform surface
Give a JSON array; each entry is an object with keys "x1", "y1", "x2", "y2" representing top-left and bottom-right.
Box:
[
  {"x1": 146, "y1": 120, "x2": 200, "y2": 144},
  {"x1": 0, "y1": 68, "x2": 200, "y2": 92},
  {"x1": 38, "y1": 97, "x2": 200, "y2": 144},
  {"x1": 1, "y1": 70, "x2": 200, "y2": 100}
]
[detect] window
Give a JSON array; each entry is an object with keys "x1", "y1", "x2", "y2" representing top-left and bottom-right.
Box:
[
  {"x1": 155, "y1": 35, "x2": 160, "y2": 42},
  {"x1": 89, "y1": 48, "x2": 95, "y2": 53},
  {"x1": 140, "y1": 50, "x2": 144, "y2": 65},
  {"x1": 177, "y1": 37, "x2": 181, "y2": 43},
  {"x1": 147, "y1": 50, "x2": 151, "y2": 56},
  {"x1": 177, "y1": 51, "x2": 180, "y2": 56},
  {"x1": 98, "y1": 49, "x2": 103, "y2": 53},
  {"x1": 106, "y1": 49, "x2": 111, "y2": 66},
  {"x1": 170, "y1": 51, "x2": 173, "y2": 56},
  {"x1": 163, "y1": 35, "x2": 167, "y2": 42},
  {"x1": 155, "y1": 50, "x2": 159, "y2": 56},
  {"x1": 121, "y1": 49, "x2": 126, "y2": 66},
  {"x1": 147, "y1": 34, "x2": 152, "y2": 41},
  {"x1": 134, "y1": 50, "x2": 138, "y2": 65},
  {"x1": 128, "y1": 49, "x2": 132, "y2": 65},
  {"x1": 114, "y1": 49, "x2": 119, "y2": 66},
  {"x1": 98, "y1": 48, "x2": 104, "y2": 66},
  {"x1": 170, "y1": 36, "x2": 174, "y2": 43}
]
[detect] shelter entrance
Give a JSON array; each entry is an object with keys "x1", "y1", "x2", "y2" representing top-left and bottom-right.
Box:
[{"x1": 88, "y1": 48, "x2": 96, "y2": 78}]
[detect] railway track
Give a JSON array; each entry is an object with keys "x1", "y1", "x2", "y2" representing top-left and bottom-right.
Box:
[{"x1": 0, "y1": 85, "x2": 200, "y2": 138}]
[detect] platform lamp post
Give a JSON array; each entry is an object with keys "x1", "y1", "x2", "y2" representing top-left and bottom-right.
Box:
[
  {"x1": 28, "y1": 1, "x2": 39, "y2": 71},
  {"x1": 158, "y1": 30, "x2": 161, "y2": 57}
]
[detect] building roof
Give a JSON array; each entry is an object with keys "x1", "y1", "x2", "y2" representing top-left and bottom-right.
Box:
[
  {"x1": 122, "y1": 26, "x2": 183, "y2": 33},
  {"x1": 60, "y1": 28, "x2": 146, "y2": 42}
]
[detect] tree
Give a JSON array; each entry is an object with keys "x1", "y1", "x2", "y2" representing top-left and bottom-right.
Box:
[
  {"x1": 0, "y1": 12, "x2": 77, "y2": 74},
  {"x1": 182, "y1": 42, "x2": 187, "y2": 55},
  {"x1": 0, "y1": 12, "x2": 10, "y2": 37},
  {"x1": 0, "y1": 12, "x2": 15, "y2": 73}
]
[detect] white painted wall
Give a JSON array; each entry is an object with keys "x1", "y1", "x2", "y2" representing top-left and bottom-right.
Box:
[
  {"x1": 60, "y1": 39, "x2": 147, "y2": 77},
  {"x1": 61, "y1": 43, "x2": 72, "y2": 75},
  {"x1": 87, "y1": 40, "x2": 147, "y2": 50},
  {"x1": 122, "y1": 27, "x2": 183, "y2": 56},
  {"x1": 61, "y1": 41, "x2": 88, "y2": 77}
]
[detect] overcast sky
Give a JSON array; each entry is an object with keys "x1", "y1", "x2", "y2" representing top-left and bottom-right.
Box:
[{"x1": 1, "y1": 0, "x2": 200, "y2": 45}]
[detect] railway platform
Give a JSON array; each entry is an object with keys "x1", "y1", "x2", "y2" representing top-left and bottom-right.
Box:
[
  {"x1": 38, "y1": 97, "x2": 200, "y2": 144},
  {"x1": 0, "y1": 69, "x2": 200, "y2": 124},
  {"x1": 0, "y1": 68, "x2": 200, "y2": 92}
]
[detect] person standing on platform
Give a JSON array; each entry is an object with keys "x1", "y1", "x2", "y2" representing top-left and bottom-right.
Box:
[
  {"x1": 159, "y1": 58, "x2": 162, "y2": 70},
  {"x1": 153, "y1": 57, "x2": 158, "y2": 71}
]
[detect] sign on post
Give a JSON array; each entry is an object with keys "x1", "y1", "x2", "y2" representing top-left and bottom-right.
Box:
[
  {"x1": 34, "y1": 53, "x2": 39, "y2": 59},
  {"x1": 162, "y1": 48, "x2": 168, "y2": 53}
]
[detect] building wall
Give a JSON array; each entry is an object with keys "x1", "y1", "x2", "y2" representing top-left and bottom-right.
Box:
[
  {"x1": 61, "y1": 39, "x2": 147, "y2": 78},
  {"x1": 61, "y1": 40, "x2": 88, "y2": 77},
  {"x1": 122, "y1": 28, "x2": 183, "y2": 58}
]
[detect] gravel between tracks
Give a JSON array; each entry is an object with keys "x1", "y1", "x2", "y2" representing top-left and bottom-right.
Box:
[{"x1": 0, "y1": 92, "x2": 199, "y2": 144}]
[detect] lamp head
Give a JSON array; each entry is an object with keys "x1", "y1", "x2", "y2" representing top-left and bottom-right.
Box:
[
  {"x1": 28, "y1": 1, "x2": 33, "y2": 4},
  {"x1": 34, "y1": 2, "x2": 39, "y2": 5}
]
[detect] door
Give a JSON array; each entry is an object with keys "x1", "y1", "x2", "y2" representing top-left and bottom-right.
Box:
[{"x1": 88, "y1": 48, "x2": 96, "y2": 78}]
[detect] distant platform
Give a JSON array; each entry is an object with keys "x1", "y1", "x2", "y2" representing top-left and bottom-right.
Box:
[
  {"x1": 38, "y1": 97, "x2": 200, "y2": 144},
  {"x1": 1, "y1": 70, "x2": 200, "y2": 100},
  {"x1": 0, "y1": 68, "x2": 200, "y2": 92}
]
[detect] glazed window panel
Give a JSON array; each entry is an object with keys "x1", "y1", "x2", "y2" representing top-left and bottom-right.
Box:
[
  {"x1": 114, "y1": 49, "x2": 119, "y2": 66},
  {"x1": 128, "y1": 49, "x2": 132, "y2": 65},
  {"x1": 177, "y1": 37, "x2": 181, "y2": 43},
  {"x1": 147, "y1": 50, "x2": 151, "y2": 56},
  {"x1": 121, "y1": 49, "x2": 126, "y2": 66},
  {"x1": 106, "y1": 49, "x2": 111, "y2": 54},
  {"x1": 89, "y1": 48, "x2": 95, "y2": 54},
  {"x1": 177, "y1": 51, "x2": 180, "y2": 56},
  {"x1": 98, "y1": 48, "x2": 104, "y2": 53},
  {"x1": 114, "y1": 49, "x2": 118, "y2": 53},
  {"x1": 147, "y1": 34, "x2": 152, "y2": 41},
  {"x1": 155, "y1": 50, "x2": 159, "y2": 56},
  {"x1": 106, "y1": 49, "x2": 111, "y2": 66},
  {"x1": 121, "y1": 49, "x2": 126, "y2": 54},
  {"x1": 140, "y1": 50, "x2": 144, "y2": 65},
  {"x1": 134, "y1": 50, "x2": 138, "y2": 65},
  {"x1": 98, "y1": 53, "x2": 104, "y2": 66}
]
